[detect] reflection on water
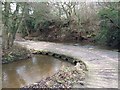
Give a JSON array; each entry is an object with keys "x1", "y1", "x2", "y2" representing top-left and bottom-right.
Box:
[{"x1": 2, "y1": 55, "x2": 71, "y2": 88}]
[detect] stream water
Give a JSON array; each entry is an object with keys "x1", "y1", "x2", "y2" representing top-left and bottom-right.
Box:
[{"x1": 2, "y1": 55, "x2": 71, "y2": 88}]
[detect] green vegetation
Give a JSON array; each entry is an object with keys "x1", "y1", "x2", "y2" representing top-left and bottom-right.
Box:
[
  {"x1": 96, "y1": 3, "x2": 120, "y2": 48},
  {"x1": 2, "y1": 2, "x2": 119, "y2": 49},
  {"x1": 2, "y1": 2, "x2": 119, "y2": 62},
  {"x1": 2, "y1": 2, "x2": 119, "y2": 88}
]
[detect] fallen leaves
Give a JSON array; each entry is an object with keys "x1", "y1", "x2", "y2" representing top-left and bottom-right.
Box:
[{"x1": 23, "y1": 66, "x2": 86, "y2": 88}]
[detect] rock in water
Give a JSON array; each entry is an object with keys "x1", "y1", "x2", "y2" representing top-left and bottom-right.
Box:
[
  {"x1": 74, "y1": 62, "x2": 82, "y2": 71},
  {"x1": 74, "y1": 44, "x2": 79, "y2": 46}
]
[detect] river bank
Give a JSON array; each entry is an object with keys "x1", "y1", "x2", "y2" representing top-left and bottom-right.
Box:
[
  {"x1": 2, "y1": 44, "x2": 31, "y2": 64},
  {"x1": 22, "y1": 65, "x2": 86, "y2": 88}
]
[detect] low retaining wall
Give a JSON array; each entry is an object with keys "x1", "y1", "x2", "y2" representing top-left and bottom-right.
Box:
[
  {"x1": 14, "y1": 41, "x2": 88, "y2": 71},
  {"x1": 31, "y1": 50, "x2": 88, "y2": 71}
]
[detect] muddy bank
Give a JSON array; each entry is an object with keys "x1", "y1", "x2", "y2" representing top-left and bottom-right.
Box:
[
  {"x1": 2, "y1": 45, "x2": 31, "y2": 64},
  {"x1": 22, "y1": 66, "x2": 86, "y2": 88}
]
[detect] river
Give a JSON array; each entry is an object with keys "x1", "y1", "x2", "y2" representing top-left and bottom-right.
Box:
[
  {"x1": 15, "y1": 40, "x2": 118, "y2": 88},
  {"x1": 2, "y1": 55, "x2": 72, "y2": 88}
]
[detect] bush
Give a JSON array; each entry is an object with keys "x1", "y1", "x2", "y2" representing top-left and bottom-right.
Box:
[{"x1": 97, "y1": 3, "x2": 120, "y2": 48}]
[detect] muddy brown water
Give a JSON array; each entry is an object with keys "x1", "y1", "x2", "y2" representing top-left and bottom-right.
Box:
[{"x1": 2, "y1": 55, "x2": 72, "y2": 88}]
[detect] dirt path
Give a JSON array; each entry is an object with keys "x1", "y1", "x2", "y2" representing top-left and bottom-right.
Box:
[{"x1": 15, "y1": 40, "x2": 118, "y2": 88}]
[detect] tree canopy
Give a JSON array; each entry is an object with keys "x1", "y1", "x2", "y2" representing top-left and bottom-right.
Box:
[{"x1": 2, "y1": 1, "x2": 120, "y2": 49}]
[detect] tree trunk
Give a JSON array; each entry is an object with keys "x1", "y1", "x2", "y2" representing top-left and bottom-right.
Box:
[{"x1": 2, "y1": 2, "x2": 10, "y2": 49}]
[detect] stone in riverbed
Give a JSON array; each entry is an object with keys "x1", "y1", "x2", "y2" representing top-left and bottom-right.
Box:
[
  {"x1": 60, "y1": 55, "x2": 67, "y2": 60},
  {"x1": 67, "y1": 57, "x2": 74, "y2": 62},
  {"x1": 38, "y1": 51, "x2": 42, "y2": 54},
  {"x1": 47, "y1": 52, "x2": 53, "y2": 56},
  {"x1": 41, "y1": 51, "x2": 47, "y2": 55},
  {"x1": 54, "y1": 53, "x2": 60, "y2": 58}
]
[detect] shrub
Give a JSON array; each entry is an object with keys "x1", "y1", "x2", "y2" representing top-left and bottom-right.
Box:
[{"x1": 97, "y1": 3, "x2": 120, "y2": 48}]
